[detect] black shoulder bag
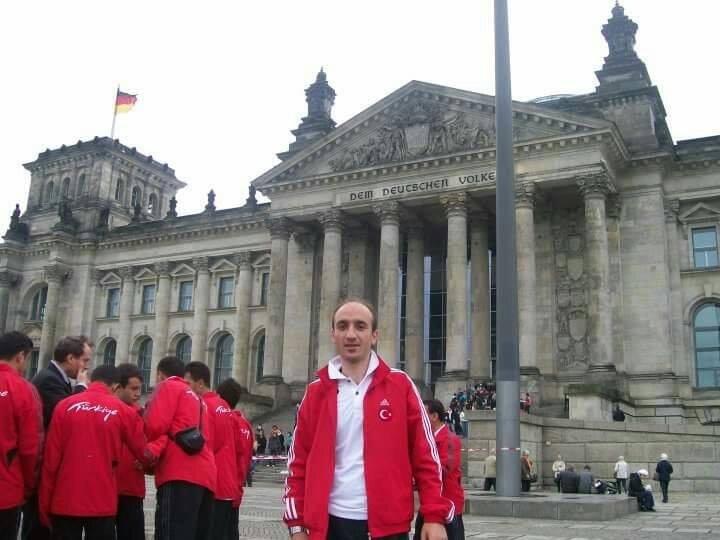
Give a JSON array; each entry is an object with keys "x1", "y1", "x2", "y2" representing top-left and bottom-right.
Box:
[{"x1": 172, "y1": 397, "x2": 205, "y2": 455}]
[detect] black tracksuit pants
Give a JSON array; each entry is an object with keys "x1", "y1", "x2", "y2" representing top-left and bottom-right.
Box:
[
  {"x1": 116, "y1": 495, "x2": 145, "y2": 540},
  {"x1": 155, "y1": 481, "x2": 214, "y2": 540},
  {"x1": 50, "y1": 515, "x2": 116, "y2": 540},
  {"x1": 327, "y1": 515, "x2": 409, "y2": 540}
]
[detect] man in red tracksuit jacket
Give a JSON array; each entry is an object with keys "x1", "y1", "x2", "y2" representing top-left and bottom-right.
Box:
[
  {"x1": 184, "y1": 361, "x2": 238, "y2": 539},
  {"x1": 0, "y1": 331, "x2": 43, "y2": 540},
  {"x1": 114, "y1": 363, "x2": 158, "y2": 540},
  {"x1": 39, "y1": 365, "x2": 152, "y2": 539},
  {"x1": 216, "y1": 377, "x2": 254, "y2": 540},
  {"x1": 144, "y1": 356, "x2": 216, "y2": 540},
  {"x1": 414, "y1": 400, "x2": 465, "y2": 540},
  {"x1": 284, "y1": 299, "x2": 453, "y2": 540}
]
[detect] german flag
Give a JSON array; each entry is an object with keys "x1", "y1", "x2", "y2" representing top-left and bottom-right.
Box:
[{"x1": 115, "y1": 90, "x2": 137, "y2": 114}]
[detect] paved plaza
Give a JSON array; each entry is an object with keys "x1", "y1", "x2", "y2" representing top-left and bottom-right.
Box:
[{"x1": 140, "y1": 482, "x2": 720, "y2": 539}]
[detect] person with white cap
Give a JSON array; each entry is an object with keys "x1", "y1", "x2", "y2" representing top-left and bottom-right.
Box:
[
  {"x1": 655, "y1": 453, "x2": 674, "y2": 503},
  {"x1": 628, "y1": 469, "x2": 655, "y2": 511},
  {"x1": 613, "y1": 456, "x2": 628, "y2": 494}
]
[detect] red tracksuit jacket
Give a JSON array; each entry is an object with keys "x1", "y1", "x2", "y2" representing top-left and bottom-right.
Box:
[
  {"x1": 284, "y1": 357, "x2": 454, "y2": 538},
  {"x1": 117, "y1": 405, "x2": 146, "y2": 498},
  {"x1": 434, "y1": 425, "x2": 464, "y2": 515},
  {"x1": 143, "y1": 376, "x2": 216, "y2": 493},
  {"x1": 232, "y1": 411, "x2": 254, "y2": 508},
  {"x1": 0, "y1": 363, "x2": 43, "y2": 510},
  {"x1": 39, "y1": 383, "x2": 148, "y2": 522},
  {"x1": 203, "y1": 391, "x2": 237, "y2": 501}
]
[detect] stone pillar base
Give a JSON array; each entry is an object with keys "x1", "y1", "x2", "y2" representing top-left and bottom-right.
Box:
[
  {"x1": 434, "y1": 370, "x2": 469, "y2": 407},
  {"x1": 256, "y1": 377, "x2": 291, "y2": 409}
]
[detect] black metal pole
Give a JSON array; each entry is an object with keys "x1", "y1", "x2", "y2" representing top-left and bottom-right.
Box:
[{"x1": 494, "y1": 0, "x2": 521, "y2": 497}]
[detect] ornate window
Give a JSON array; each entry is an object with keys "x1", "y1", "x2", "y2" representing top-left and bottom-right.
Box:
[
  {"x1": 176, "y1": 335, "x2": 192, "y2": 363},
  {"x1": 62, "y1": 177, "x2": 71, "y2": 198},
  {"x1": 693, "y1": 228, "x2": 719, "y2": 268},
  {"x1": 30, "y1": 287, "x2": 48, "y2": 321},
  {"x1": 45, "y1": 181, "x2": 55, "y2": 204},
  {"x1": 76, "y1": 174, "x2": 86, "y2": 197},
  {"x1": 141, "y1": 284, "x2": 156, "y2": 314},
  {"x1": 131, "y1": 186, "x2": 142, "y2": 208},
  {"x1": 214, "y1": 334, "x2": 234, "y2": 387},
  {"x1": 260, "y1": 272, "x2": 269, "y2": 306},
  {"x1": 115, "y1": 179, "x2": 124, "y2": 201},
  {"x1": 255, "y1": 332, "x2": 265, "y2": 383},
  {"x1": 148, "y1": 193, "x2": 158, "y2": 216},
  {"x1": 218, "y1": 277, "x2": 234, "y2": 309},
  {"x1": 106, "y1": 288, "x2": 120, "y2": 318},
  {"x1": 178, "y1": 281, "x2": 193, "y2": 311},
  {"x1": 695, "y1": 304, "x2": 720, "y2": 388},
  {"x1": 103, "y1": 339, "x2": 117, "y2": 367},
  {"x1": 137, "y1": 338, "x2": 153, "y2": 393}
]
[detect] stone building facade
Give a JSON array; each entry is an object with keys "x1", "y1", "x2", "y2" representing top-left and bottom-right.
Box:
[{"x1": 2, "y1": 5, "x2": 720, "y2": 422}]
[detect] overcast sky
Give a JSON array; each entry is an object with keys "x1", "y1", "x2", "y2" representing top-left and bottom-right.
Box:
[{"x1": 1, "y1": 0, "x2": 718, "y2": 236}]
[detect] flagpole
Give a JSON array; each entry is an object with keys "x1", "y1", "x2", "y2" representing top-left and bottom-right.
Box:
[{"x1": 110, "y1": 86, "x2": 119, "y2": 139}]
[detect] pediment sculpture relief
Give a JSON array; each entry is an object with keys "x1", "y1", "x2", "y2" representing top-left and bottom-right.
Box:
[{"x1": 328, "y1": 100, "x2": 527, "y2": 172}]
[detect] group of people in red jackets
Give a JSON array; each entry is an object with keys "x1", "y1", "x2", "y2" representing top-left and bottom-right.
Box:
[{"x1": 0, "y1": 330, "x2": 253, "y2": 540}]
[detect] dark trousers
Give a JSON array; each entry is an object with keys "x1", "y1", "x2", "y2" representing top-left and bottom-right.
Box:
[
  {"x1": 0, "y1": 506, "x2": 20, "y2": 540},
  {"x1": 21, "y1": 494, "x2": 50, "y2": 540},
  {"x1": 413, "y1": 513, "x2": 465, "y2": 540},
  {"x1": 116, "y1": 495, "x2": 145, "y2": 540},
  {"x1": 207, "y1": 500, "x2": 233, "y2": 540},
  {"x1": 155, "y1": 481, "x2": 214, "y2": 540},
  {"x1": 616, "y1": 478, "x2": 627, "y2": 494},
  {"x1": 521, "y1": 480, "x2": 531, "y2": 492},
  {"x1": 659, "y1": 480, "x2": 669, "y2": 502},
  {"x1": 51, "y1": 515, "x2": 116, "y2": 540},
  {"x1": 327, "y1": 515, "x2": 408, "y2": 540},
  {"x1": 228, "y1": 507, "x2": 240, "y2": 540},
  {"x1": 483, "y1": 477, "x2": 496, "y2": 491},
  {"x1": 554, "y1": 477, "x2": 561, "y2": 492}
]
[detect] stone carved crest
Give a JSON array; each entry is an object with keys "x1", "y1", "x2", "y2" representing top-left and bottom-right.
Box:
[
  {"x1": 553, "y1": 209, "x2": 590, "y2": 371},
  {"x1": 328, "y1": 100, "x2": 522, "y2": 172}
]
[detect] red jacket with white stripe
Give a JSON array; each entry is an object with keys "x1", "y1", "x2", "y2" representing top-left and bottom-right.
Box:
[
  {"x1": 232, "y1": 411, "x2": 254, "y2": 508},
  {"x1": 0, "y1": 363, "x2": 43, "y2": 510},
  {"x1": 203, "y1": 392, "x2": 238, "y2": 501},
  {"x1": 434, "y1": 425, "x2": 465, "y2": 516},
  {"x1": 39, "y1": 383, "x2": 149, "y2": 523},
  {"x1": 144, "y1": 376, "x2": 216, "y2": 493},
  {"x1": 283, "y1": 357, "x2": 454, "y2": 538}
]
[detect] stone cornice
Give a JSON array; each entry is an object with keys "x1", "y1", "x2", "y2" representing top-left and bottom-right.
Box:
[
  {"x1": 440, "y1": 192, "x2": 467, "y2": 218},
  {"x1": 373, "y1": 200, "x2": 401, "y2": 226},
  {"x1": 0, "y1": 270, "x2": 21, "y2": 288}
]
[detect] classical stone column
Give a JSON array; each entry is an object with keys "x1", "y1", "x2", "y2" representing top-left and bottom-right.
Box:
[
  {"x1": 318, "y1": 209, "x2": 344, "y2": 364},
  {"x1": 38, "y1": 265, "x2": 68, "y2": 367},
  {"x1": 578, "y1": 174, "x2": 613, "y2": 372},
  {"x1": 515, "y1": 182, "x2": 538, "y2": 374},
  {"x1": 116, "y1": 266, "x2": 135, "y2": 362},
  {"x1": 470, "y1": 211, "x2": 491, "y2": 380},
  {"x1": 152, "y1": 262, "x2": 171, "y2": 381},
  {"x1": 441, "y1": 193, "x2": 469, "y2": 376},
  {"x1": 263, "y1": 218, "x2": 291, "y2": 381},
  {"x1": 347, "y1": 226, "x2": 370, "y2": 298},
  {"x1": 233, "y1": 252, "x2": 253, "y2": 386},
  {"x1": 0, "y1": 271, "x2": 19, "y2": 334},
  {"x1": 373, "y1": 201, "x2": 401, "y2": 366},
  {"x1": 664, "y1": 198, "x2": 685, "y2": 377},
  {"x1": 404, "y1": 220, "x2": 425, "y2": 385},
  {"x1": 191, "y1": 257, "x2": 211, "y2": 364}
]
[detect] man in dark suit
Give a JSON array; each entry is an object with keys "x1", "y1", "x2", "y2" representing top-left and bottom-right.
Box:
[{"x1": 22, "y1": 336, "x2": 92, "y2": 540}]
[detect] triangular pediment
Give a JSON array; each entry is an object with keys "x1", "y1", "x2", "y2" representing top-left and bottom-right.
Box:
[
  {"x1": 253, "y1": 254, "x2": 271, "y2": 268},
  {"x1": 99, "y1": 271, "x2": 121, "y2": 286},
  {"x1": 170, "y1": 263, "x2": 195, "y2": 278},
  {"x1": 254, "y1": 81, "x2": 615, "y2": 189},
  {"x1": 133, "y1": 267, "x2": 156, "y2": 281},
  {"x1": 680, "y1": 202, "x2": 720, "y2": 224},
  {"x1": 210, "y1": 258, "x2": 237, "y2": 273}
]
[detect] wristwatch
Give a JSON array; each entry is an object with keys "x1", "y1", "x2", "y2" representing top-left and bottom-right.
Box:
[{"x1": 288, "y1": 525, "x2": 306, "y2": 536}]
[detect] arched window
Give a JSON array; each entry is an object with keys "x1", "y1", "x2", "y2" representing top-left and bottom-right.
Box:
[
  {"x1": 131, "y1": 186, "x2": 142, "y2": 208},
  {"x1": 137, "y1": 338, "x2": 153, "y2": 393},
  {"x1": 103, "y1": 339, "x2": 117, "y2": 366},
  {"x1": 695, "y1": 303, "x2": 720, "y2": 388},
  {"x1": 76, "y1": 174, "x2": 86, "y2": 197},
  {"x1": 62, "y1": 177, "x2": 71, "y2": 198},
  {"x1": 214, "y1": 334, "x2": 234, "y2": 387},
  {"x1": 45, "y1": 181, "x2": 55, "y2": 204},
  {"x1": 148, "y1": 193, "x2": 158, "y2": 216},
  {"x1": 30, "y1": 287, "x2": 48, "y2": 321},
  {"x1": 255, "y1": 333, "x2": 265, "y2": 383},
  {"x1": 176, "y1": 335, "x2": 192, "y2": 363},
  {"x1": 115, "y1": 179, "x2": 124, "y2": 201}
]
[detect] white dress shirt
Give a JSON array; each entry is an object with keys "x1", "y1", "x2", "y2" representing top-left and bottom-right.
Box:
[{"x1": 327, "y1": 351, "x2": 379, "y2": 520}]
